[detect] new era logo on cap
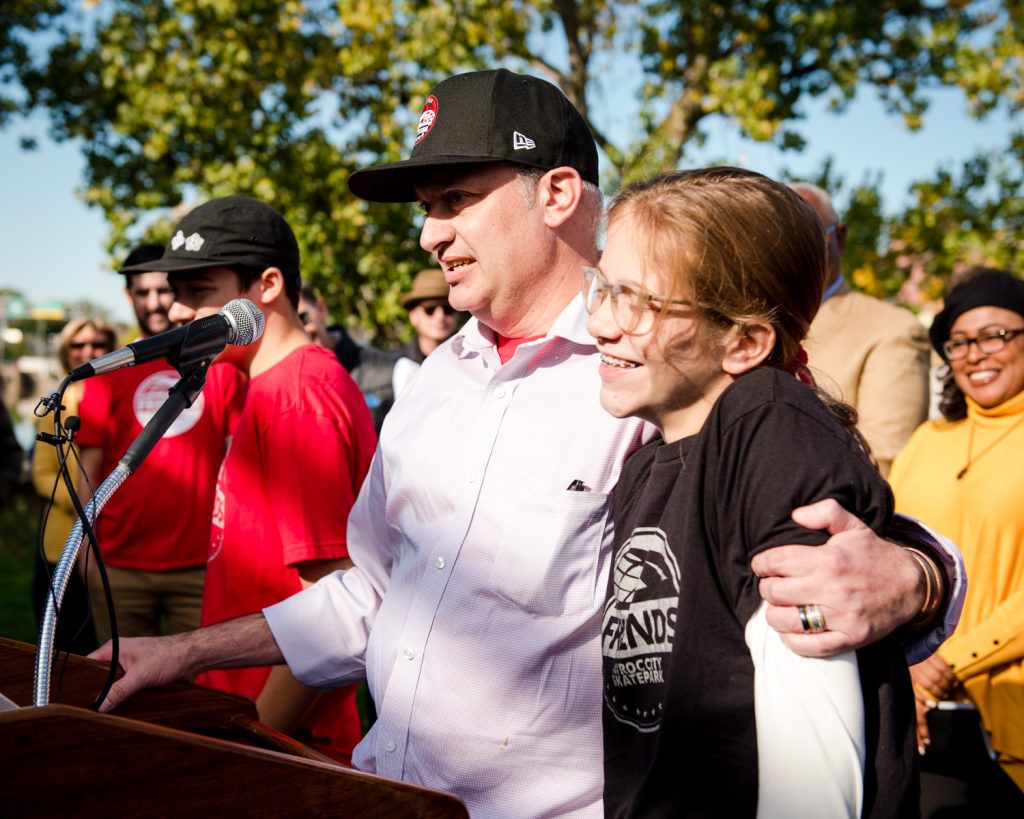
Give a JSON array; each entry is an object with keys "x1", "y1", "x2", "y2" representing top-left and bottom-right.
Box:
[{"x1": 512, "y1": 131, "x2": 536, "y2": 151}]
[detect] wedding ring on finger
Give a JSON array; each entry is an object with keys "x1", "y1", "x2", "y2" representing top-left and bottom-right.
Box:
[{"x1": 797, "y1": 604, "x2": 827, "y2": 634}]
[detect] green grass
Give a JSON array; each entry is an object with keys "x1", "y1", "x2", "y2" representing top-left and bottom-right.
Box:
[{"x1": 0, "y1": 489, "x2": 43, "y2": 645}]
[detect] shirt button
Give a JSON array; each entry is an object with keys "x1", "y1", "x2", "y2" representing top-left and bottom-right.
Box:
[
  {"x1": 494, "y1": 387, "x2": 506, "y2": 399},
  {"x1": 435, "y1": 556, "x2": 446, "y2": 570},
  {"x1": 384, "y1": 739, "x2": 396, "y2": 752},
  {"x1": 403, "y1": 647, "x2": 416, "y2": 661},
  {"x1": 468, "y1": 475, "x2": 477, "y2": 484}
]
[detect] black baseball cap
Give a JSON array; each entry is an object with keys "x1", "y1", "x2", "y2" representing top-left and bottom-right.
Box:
[
  {"x1": 120, "y1": 195, "x2": 300, "y2": 282},
  {"x1": 117, "y1": 243, "x2": 164, "y2": 275},
  {"x1": 348, "y1": 69, "x2": 600, "y2": 203}
]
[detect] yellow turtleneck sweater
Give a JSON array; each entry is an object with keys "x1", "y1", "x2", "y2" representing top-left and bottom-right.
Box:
[{"x1": 891, "y1": 388, "x2": 1024, "y2": 784}]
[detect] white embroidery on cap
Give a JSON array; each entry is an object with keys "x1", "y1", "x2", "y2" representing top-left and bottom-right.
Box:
[
  {"x1": 171, "y1": 230, "x2": 186, "y2": 250},
  {"x1": 513, "y1": 131, "x2": 536, "y2": 151},
  {"x1": 184, "y1": 232, "x2": 205, "y2": 252}
]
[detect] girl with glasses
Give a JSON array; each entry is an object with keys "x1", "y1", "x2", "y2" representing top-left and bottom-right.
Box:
[
  {"x1": 587, "y1": 168, "x2": 915, "y2": 817},
  {"x1": 890, "y1": 269, "x2": 1024, "y2": 809}
]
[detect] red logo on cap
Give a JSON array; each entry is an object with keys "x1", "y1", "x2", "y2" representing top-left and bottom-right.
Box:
[{"x1": 415, "y1": 95, "x2": 439, "y2": 145}]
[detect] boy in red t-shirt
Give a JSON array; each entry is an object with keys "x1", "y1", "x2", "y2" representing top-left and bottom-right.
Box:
[
  {"x1": 120, "y1": 196, "x2": 376, "y2": 763},
  {"x1": 77, "y1": 245, "x2": 247, "y2": 642}
]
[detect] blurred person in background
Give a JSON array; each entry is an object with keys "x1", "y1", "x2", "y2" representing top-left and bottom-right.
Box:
[
  {"x1": 298, "y1": 282, "x2": 417, "y2": 435},
  {"x1": 792, "y1": 183, "x2": 931, "y2": 475},
  {"x1": 890, "y1": 269, "x2": 1024, "y2": 814},
  {"x1": 31, "y1": 316, "x2": 117, "y2": 654},
  {"x1": 396, "y1": 268, "x2": 461, "y2": 363}
]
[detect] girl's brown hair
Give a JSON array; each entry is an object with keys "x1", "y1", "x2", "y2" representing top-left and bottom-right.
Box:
[
  {"x1": 608, "y1": 167, "x2": 826, "y2": 370},
  {"x1": 608, "y1": 167, "x2": 868, "y2": 454}
]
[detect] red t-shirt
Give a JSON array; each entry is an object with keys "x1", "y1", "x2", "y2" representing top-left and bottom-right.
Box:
[
  {"x1": 76, "y1": 360, "x2": 247, "y2": 570},
  {"x1": 198, "y1": 344, "x2": 376, "y2": 762}
]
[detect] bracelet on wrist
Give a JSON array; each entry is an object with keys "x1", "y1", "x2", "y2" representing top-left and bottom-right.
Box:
[{"x1": 904, "y1": 546, "x2": 944, "y2": 629}]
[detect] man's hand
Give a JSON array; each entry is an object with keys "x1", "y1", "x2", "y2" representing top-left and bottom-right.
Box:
[
  {"x1": 750, "y1": 499, "x2": 924, "y2": 657},
  {"x1": 88, "y1": 633, "x2": 195, "y2": 712},
  {"x1": 88, "y1": 613, "x2": 283, "y2": 712}
]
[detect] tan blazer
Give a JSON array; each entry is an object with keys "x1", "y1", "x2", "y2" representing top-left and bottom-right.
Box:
[{"x1": 804, "y1": 282, "x2": 930, "y2": 475}]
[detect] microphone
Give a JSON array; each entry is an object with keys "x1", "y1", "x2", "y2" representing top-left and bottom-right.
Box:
[{"x1": 70, "y1": 298, "x2": 265, "y2": 382}]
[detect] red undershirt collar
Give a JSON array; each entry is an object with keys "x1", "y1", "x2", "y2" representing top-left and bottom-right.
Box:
[{"x1": 496, "y1": 334, "x2": 544, "y2": 365}]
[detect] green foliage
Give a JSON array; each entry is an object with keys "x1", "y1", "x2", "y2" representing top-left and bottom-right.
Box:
[
  {"x1": 875, "y1": 134, "x2": 1024, "y2": 310},
  {"x1": 0, "y1": 491, "x2": 42, "y2": 644},
  {"x1": 3, "y1": 1, "x2": 1023, "y2": 334},
  {"x1": 0, "y1": 0, "x2": 65, "y2": 128},
  {"x1": 795, "y1": 134, "x2": 1024, "y2": 315}
]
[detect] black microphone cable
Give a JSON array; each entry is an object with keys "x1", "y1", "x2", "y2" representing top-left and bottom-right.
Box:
[{"x1": 36, "y1": 376, "x2": 120, "y2": 710}]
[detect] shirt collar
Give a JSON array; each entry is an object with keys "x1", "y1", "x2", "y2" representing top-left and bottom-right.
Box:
[
  {"x1": 821, "y1": 275, "x2": 846, "y2": 304},
  {"x1": 455, "y1": 294, "x2": 595, "y2": 353}
]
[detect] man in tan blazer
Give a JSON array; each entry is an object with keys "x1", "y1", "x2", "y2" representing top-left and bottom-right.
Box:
[{"x1": 793, "y1": 183, "x2": 930, "y2": 475}]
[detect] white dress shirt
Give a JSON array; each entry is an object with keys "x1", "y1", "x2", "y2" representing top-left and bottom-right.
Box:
[
  {"x1": 265, "y1": 295, "x2": 965, "y2": 818},
  {"x1": 267, "y1": 296, "x2": 651, "y2": 817}
]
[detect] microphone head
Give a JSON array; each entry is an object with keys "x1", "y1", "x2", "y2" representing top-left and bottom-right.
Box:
[{"x1": 220, "y1": 299, "x2": 266, "y2": 346}]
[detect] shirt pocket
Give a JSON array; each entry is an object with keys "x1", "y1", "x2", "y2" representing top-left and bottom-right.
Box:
[{"x1": 488, "y1": 490, "x2": 611, "y2": 617}]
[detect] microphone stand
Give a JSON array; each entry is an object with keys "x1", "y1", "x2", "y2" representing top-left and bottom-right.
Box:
[{"x1": 33, "y1": 364, "x2": 210, "y2": 707}]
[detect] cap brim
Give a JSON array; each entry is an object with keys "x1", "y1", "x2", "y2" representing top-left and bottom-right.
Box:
[
  {"x1": 348, "y1": 155, "x2": 504, "y2": 203},
  {"x1": 119, "y1": 256, "x2": 231, "y2": 275}
]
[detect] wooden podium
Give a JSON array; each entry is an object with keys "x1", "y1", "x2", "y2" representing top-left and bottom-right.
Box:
[{"x1": 0, "y1": 638, "x2": 468, "y2": 817}]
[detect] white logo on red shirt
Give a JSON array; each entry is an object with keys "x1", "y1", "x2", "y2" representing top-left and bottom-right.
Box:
[
  {"x1": 415, "y1": 95, "x2": 439, "y2": 145},
  {"x1": 133, "y1": 371, "x2": 206, "y2": 437}
]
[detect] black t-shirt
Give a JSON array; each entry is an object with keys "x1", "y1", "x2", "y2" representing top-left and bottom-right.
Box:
[{"x1": 602, "y1": 367, "x2": 917, "y2": 818}]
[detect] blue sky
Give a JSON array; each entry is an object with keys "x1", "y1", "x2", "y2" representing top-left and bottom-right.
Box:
[{"x1": 0, "y1": 85, "x2": 1013, "y2": 325}]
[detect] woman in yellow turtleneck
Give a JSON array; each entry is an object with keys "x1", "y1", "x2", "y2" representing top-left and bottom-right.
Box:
[{"x1": 890, "y1": 269, "x2": 1024, "y2": 805}]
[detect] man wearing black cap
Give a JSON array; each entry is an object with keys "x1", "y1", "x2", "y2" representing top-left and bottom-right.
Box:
[
  {"x1": 95, "y1": 72, "x2": 965, "y2": 817},
  {"x1": 76, "y1": 244, "x2": 247, "y2": 644},
  {"x1": 115, "y1": 195, "x2": 377, "y2": 763}
]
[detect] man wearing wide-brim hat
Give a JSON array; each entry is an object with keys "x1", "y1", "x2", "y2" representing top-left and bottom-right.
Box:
[{"x1": 396, "y1": 268, "x2": 461, "y2": 364}]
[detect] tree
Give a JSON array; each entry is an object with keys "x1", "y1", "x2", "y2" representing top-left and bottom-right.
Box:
[
  {"x1": 5, "y1": 1, "x2": 1022, "y2": 337},
  {"x1": 0, "y1": 0, "x2": 64, "y2": 132},
  {"x1": 872, "y1": 133, "x2": 1024, "y2": 312}
]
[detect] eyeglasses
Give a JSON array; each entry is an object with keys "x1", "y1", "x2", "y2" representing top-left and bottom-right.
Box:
[
  {"x1": 418, "y1": 301, "x2": 455, "y2": 317},
  {"x1": 69, "y1": 340, "x2": 112, "y2": 351},
  {"x1": 943, "y1": 326, "x2": 1024, "y2": 360},
  {"x1": 581, "y1": 266, "x2": 704, "y2": 336}
]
